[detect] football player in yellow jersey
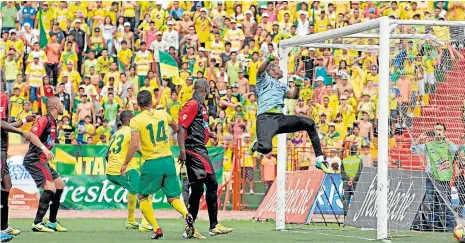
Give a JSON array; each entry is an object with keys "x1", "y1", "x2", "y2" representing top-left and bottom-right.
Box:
[
  {"x1": 106, "y1": 111, "x2": 152, "y2": 232},
  {"x1": 122, "y1": 90, "x2": 195, "y2": 240}
]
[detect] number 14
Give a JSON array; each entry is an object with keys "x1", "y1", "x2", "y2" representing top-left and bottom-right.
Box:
[{"x1": 146, "y1": 120, "x2": 168, "y2": 145}]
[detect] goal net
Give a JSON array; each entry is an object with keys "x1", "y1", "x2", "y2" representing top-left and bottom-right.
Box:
[{"x1": 272, "y1": 17, "x2": 465, "y2": 241}]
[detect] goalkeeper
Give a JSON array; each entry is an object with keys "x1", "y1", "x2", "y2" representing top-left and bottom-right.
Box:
[
  {"x1": 248, "y1": 52, "x2": 332, "y2": 173},
  {"x1": 105, "y1": 110, "x2": 152, "y2": 232}
]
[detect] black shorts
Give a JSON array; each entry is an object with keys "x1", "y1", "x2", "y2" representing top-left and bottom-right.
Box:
[
  {"x1": 1, "y1": 149, "x2": 8, "y2": 177},
  {"x1": 185, "y1": 146, "x2": 215, "y2": 183},
  {"x1": 23, "y1": 162, "x2": 59, "y2": 188}
]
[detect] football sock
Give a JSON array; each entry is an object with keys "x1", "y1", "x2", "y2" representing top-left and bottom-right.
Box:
[
  {"x1": 34, "y1": 190, "x2": 54, "y2": 225},
  {"x1": 140, "y1": 196, "x2": 154, "y2": 226},
  {"x1": 170, "y1": 198, "x2": 188, "y2": 218},
  {"x1": 127, "y1": 193, "x2": 137, "y2": 222},
  {"x1": 140, "y1": 199, "x2": 159, "y2": 230},
  {"x1": 49, "y1": 189, "x2": 63, "y2": 223},
  {"x1": 1, "y1": 190, "x2": 9, "y2": 230}
]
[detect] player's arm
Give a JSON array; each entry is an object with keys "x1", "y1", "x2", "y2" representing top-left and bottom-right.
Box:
[
  {"x1": 9, "y1": 114, "x2": 37, "y2": 128},
  {"x1": 177, "y1": 100, "x2": 198, "y2": 161},
  {"x1": 257, "y1": 52, "x2": 277, "y2": 77},
  {"x1": 105, "y1": 134, "x2": 114, "y2": 162},
  {"x1": 411, "y1": 131, "x2": 427, "y2": 155},
  {"x1": 122, "y1": 131, "x2": 139, "y2": 175},
  {"x1": 285, "y1": 86, "x2": 299, "y2": 99},
  {"x1": 1, "y1": 120, "x2": 26, "y2": 135},
  {"x1": 177, "y1": 126, "x2": 187, "y2": 161},
  {"x1": 169, "y1": 119, "x2": 178, "y2": 136}
]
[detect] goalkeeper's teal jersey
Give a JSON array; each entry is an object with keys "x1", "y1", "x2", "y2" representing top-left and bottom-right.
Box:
[{"x1": 256, "y1": 71, "x2": 289, "y2": 115}]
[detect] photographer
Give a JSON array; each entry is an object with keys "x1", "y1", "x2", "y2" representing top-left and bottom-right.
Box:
[
  {"x1": 341, "y1": 146, "x2": 363, "y2": 217},
  {"x1": 411, "y1": 123, "x2": 459, "y2": 231}
]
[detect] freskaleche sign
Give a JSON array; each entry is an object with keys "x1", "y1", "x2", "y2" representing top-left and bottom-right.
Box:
[{"x1": 345, "y1": 167, "x2": 426, "y2": 230}]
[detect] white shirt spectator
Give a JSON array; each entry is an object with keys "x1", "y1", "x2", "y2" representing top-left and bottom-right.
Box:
[
  {"x1": 22, "y1": 29, "x2": 38, "y2": 53},
  {"x1": 162, "y1": 29, "x2": 179, "y2": 50},
  {"x1": 150, "y1": 39, "x2": 169, "y2": 62},
  {"x1": 100, "y1": 24, "x2": 115, "y2": 41},
  {"x1": 296, "y1": 19, "x2": 310, "y2": 36},
  {"x1": 260, "y1": 42, "x2": 277, "y2": 55}
]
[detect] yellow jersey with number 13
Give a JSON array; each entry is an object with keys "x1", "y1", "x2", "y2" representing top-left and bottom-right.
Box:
[
  {"x1": 106, "y1": 126, "x2": 132, "y2": 175},
  {"x1": 130, "y1": 109, "x2": 172, "y2": 161}
]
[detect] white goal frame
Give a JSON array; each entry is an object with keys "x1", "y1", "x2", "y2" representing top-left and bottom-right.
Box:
[{"x1": 276, "y1": 16, "x2": 465, "y2": 240}]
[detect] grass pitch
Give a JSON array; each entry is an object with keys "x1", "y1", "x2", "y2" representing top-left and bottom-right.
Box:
[{"x1": 9, "y1": 219, "x2": 456, "y2": 243}]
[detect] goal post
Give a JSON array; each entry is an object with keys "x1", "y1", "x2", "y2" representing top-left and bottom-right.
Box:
[
  {"x1": 275, "y1": 16, "x2": 465, "y2": 240},
  {"x1": 276, "y1": 17, "x2": 392, "y2": 238}
]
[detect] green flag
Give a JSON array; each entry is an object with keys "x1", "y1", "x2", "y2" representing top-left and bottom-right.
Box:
[
  {"x1": 158, "y1": 50, "x2": 184, "y2": 85},
  {"x1": 39, "y1": 4, "x2": 47, "y2": 49},
  {"x1": 72, "y1": 98, "x2": 82, "y2": 113}
]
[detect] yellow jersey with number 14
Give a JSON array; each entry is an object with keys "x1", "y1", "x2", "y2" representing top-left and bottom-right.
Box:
[
  {"x1": 130, "y1": 109, "x2": 172, "y2": 161},
  {"x1": 106, "y1": 126, "x2": 132, "y2": 175}
]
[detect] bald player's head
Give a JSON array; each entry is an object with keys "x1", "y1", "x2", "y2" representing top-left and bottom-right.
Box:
[
  {"x1": 46, "y1": 96, "x2": 64, "y2": 116},
  {"x1": 194, "y1": 78, "x2": 209, "y2": 91},
  {"x1": 190, "y1": 78, "x2": 210, "y2": 103},
  {"x1": 193, "y1": 78, "x2": 210, "y2": 102}
]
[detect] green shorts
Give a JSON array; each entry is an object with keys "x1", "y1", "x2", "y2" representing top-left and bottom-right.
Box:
[
  {"x1": 139, "y1": 156, "x2": 181, "y2": 198},
  {"x1": 107, "y1": 169, "x2": 140, "y2": 195}
]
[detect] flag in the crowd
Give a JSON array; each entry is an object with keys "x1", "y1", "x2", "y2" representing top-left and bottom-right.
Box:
[
  {"x1": 72, "y1": 98, "x2": 82, "y2": 113},
  {"x1": 158, "y1": 50, "x2": 184, "y2": 85},
  {"x1": 39, "y1": 85, "x2": 47, "y2": 115},
  {"x1": 39, "y1": 4, "x2": 47, "y2": 49}
]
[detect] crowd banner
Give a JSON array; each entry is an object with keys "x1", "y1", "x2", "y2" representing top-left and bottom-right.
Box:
[
  {"x1": 345, "y1": 167, "x2": 426, "y2": 230},
  {"x1": 254, "y1": 169, "x2": 325, "y2": 224},
  {"x1": 313, "y1": 174, "x2": 344, "y2": 215},
  {"x1": 8, "y1": 145, "x2": 224, "y2": 210}
]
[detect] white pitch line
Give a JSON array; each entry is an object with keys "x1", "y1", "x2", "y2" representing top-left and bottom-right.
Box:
[{"x1": 287, "y1": 230, "x2": 378, "y2": 241}]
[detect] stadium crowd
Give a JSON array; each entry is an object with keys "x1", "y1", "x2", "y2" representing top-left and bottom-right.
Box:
[{"x1": 1, "y1": 1, "x2": 465, "y2": 176}]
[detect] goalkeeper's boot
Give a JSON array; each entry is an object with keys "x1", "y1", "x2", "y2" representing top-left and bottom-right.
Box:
[
  {"x1": 3, "y1": 226, "x2": 21, "y2": 236},
  {"x1": 150, "y1": 228, "x2": 163, "y2": 240},
  {"x1": 31, "y1": 222, "x2": 54, "y2": 232},
  {"x1": 183, "y1": 213, "x2": 195, "y2": 239},
  {"x1": 0, "y1": 231, "x2": 13, "y2": 242},
  {"x1": 315, "y1": 156, "x2": 334, "y2": 174},
  {"x1": 125, "y1": 220, "x2": 140, "y2": 230},
  {"x1": 209, "y1": 224, "x2": 233, "y2": 236},
  {"x1": 45, "y1": 221, "x2": 68, "y2": 232}
]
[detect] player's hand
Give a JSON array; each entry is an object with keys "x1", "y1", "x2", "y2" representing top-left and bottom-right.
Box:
[
  {"x1": 348, "y1": 180, "x2": 353, "y2": 187},
  {"x1": 43, "y1": 149, "x2": 54, "y2": 161},
  {"x1": 179, "y1": 151, "x2": 186, "y2": 162},
  {"x1": 120, "y1": 164, "x2": 127, "y2": 176},
  {"x1": 25, "y1": 114, "x2": 38, "y2": 123}
]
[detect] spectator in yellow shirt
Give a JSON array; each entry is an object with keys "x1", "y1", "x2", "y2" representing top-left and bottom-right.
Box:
[{"x1": 117, "y1": 40, "x2": 133, "y2": 72}]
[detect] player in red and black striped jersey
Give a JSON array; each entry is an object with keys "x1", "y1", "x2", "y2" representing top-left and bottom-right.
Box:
[
  {"x1": 178, "y1": 79, "x2": 233, "y2": 239},
  {"x1": 22, "y1": 96, "x2": 68, "y2": 233},
  {"x1": 1, "y1": 90, "x2": 53, "y2": 239}
]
